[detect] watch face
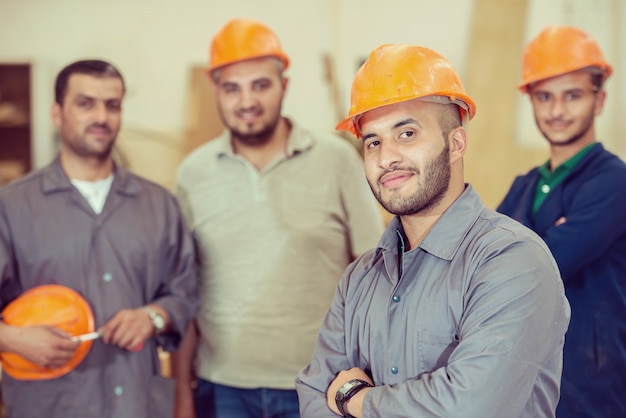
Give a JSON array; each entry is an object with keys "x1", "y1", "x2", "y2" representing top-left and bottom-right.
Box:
[
  {"x1": 145, "y1": 307, "x2": 166, "y2": 331},
  {"x1": 340, "y1": 380, "x2": 359, "y2": 395},
  {"x1": 153, "y1": 314, "x2": 165, "y2": 330},
  {"x1": 335, "y1": 379, "x2": 372, "y2": 417}
]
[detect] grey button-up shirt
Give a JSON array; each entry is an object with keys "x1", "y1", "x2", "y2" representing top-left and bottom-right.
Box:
[
  {"x1": 296, "y1": 185, "x2": 570, "y2": 418},
  {"x1": 0, "y1": 157, "x2": 199, "y2": 418}
]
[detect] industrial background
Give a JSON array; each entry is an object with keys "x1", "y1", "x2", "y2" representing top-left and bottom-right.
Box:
[
  {"x1": 1, "y1": 0, "x2": 624, "y2": 208},
  {"x1": 0, "y1": 0, "x2": 625, "y2": 414}
]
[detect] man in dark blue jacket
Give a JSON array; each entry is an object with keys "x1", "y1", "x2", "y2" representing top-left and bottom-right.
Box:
[{"x1": 498, "y1": 25, "x2": 626, "y2": 417}]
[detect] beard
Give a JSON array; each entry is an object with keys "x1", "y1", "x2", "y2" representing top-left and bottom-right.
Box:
[
  {"x1": 222, "y1": 102, "x2": 283, "y2": 147},
  {"x1": 230, "y1": 121, "x2": 277, "y2": 146},
  {"x1": 370, "y1": 142, "x2": 451, "y2": 216}
]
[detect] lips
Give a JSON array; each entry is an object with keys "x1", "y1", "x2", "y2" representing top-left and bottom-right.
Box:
[
  {"x1": 545, "y1": 119, "x2": 571, "y2": 130},
  {"x1": 380, "y1": 170, "x2": 413, "y2": 188},
  {"x1": 237, "y1": 107, "x2": 262, "y2": 121},
  {"x1": 87, "y1": 125, "x2": 111, "y2": 135}
]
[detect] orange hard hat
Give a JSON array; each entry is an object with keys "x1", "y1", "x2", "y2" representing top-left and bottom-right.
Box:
[
  {"x1": 0, "y1": 284, "x2": 95, "y2": 380},
  {"x1": 207, "y1": 18, "x2": 289, "y2": 75},
  {"x1": 519, "y1": 25, "x2": 613, "y2": 93},
  {"x1": 336, "y1": 44, "x2": 476, "y2": 138}
]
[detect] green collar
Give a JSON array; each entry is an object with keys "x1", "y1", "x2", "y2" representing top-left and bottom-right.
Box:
[{"x1": 533, "y1": 143, "x2": 596, "y2": 215}]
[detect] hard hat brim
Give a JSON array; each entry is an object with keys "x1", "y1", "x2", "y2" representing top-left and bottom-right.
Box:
[
  {"x1": 207, "y1": 53, "x2": 290, "y2": 76},
  {"x1": 518, "y1": 63, "x2": 613, "y2": 93},
  {"x1": 337, "y1": 93, "x2": 476, "y2": 138}
]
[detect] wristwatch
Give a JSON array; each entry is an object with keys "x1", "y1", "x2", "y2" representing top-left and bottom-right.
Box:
[
  {"x1": 143, "y1": 306, "x2": 166, "y2": 334},
  {"x1": 335, "y1": 379, "x2": 373, "y2": 418}
]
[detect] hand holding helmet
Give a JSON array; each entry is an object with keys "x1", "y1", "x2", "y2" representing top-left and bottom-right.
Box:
[
  {"x1": 0, "y1": 284, "x2": 95, "y2": 380},
  {"x1": 3, "y1": 324, "x2": 80, "y2": 370}
]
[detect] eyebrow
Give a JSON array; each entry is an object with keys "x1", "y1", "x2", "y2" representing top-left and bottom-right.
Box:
[
  {"x1": 220, "y1": 76, "x2": 273, "y2": 86},
  {"x1": 362, "y1": 118, "x2": 418, "y2": 141},
  {"x1": 74, "y1": 94, "x2": 95, "y2": 100},
  {"x1": 73, "y1": 94, "x2": 121, "y2": 105},
  {"x1": 533, "y1": 87, "x2": 586, "y2": 95},
  {"x1": 393, "y1": 118, "x2": 418, "y2": 129}
]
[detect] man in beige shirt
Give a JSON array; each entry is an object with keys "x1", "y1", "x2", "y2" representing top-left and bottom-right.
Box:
[{"x1": 173, "y1": 18, "x2": 384, "y2": 418}]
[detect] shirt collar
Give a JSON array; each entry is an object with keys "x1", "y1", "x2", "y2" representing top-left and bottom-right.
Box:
[
  {"x1": 41, "y1": 155, "x2": 141, "y2": 197},
  {"x1": 214, "y1": 118, "x2": 315, "y2": 159},
  {"x1": 374, "y1": 184, "x2": 484, "y2": 262},
  {"x1": 538, "y1": 142, "x2": 597, "y2": 180}
]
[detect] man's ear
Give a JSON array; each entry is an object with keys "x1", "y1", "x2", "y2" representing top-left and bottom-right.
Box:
[
  {"x1": 594, "y1": 89, "x2": 607, "y2": 116},
  {"x1": 280, "y1": 76, "x2": 289, "y2": 98},
  {"x1": 51, "y1": 103, "x2": 62, "y2": 129},
  {"x1": 449, "y1": 127, "x2": 467, "y2": 162}
]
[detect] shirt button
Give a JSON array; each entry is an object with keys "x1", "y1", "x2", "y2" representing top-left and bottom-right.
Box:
[
  {"x1": 391, "y1": 367, "x2": 399, "y2": 374},
  {"x1": 392, "y1": 295, "x2": 401, "y2": 303},
  {"x1": 113, "y1": 385, "x2": 123, "y2": 396},
  {"x1": 102, "y1": 272, "x2": 112, "y2": 282},
  {"x1": 541, "y1": 184, "x2": 550, "y2": 193}
]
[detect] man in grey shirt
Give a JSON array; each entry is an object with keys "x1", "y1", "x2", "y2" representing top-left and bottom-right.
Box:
[
  {"x1": 296, "y1": 44, "x2": 570, "y2": 418},
  {"x1": 0, "y1": 59, "x2": 198, "y2": 418}
]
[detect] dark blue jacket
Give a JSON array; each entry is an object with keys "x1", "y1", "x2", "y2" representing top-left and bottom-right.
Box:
[{"x1": 498, "y1": 143, "x2": 626, "y2": 418}]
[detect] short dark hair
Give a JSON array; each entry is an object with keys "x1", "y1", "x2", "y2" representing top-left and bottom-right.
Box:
[
  {"x1": 54, "y1": 59, "x2": 125, "y2": 104},
  {"x1": 436, "y1": 102, "x2": 463, "y2": 140},
  {"x1": 590, "y1": 72, "x2": 605, "y2": 91}
]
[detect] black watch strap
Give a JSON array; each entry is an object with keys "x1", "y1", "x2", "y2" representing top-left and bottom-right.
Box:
[{"x1": 335, "y1": 378, "x2": 373, "y2": 418}]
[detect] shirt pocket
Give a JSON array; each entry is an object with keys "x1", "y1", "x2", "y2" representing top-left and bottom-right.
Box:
[{"x1": 417, "y1": 330, "x2": 459, "y2": 373}]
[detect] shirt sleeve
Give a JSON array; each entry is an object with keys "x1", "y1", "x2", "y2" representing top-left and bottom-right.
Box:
[
  {"x1": 495, "y1": 176, "x2": 523, "y2": 215},
  {"x1": 0, "y1": 197, "x2": 20, "y2": 310},
  {"x1": 173, "y1": 182, "x2": 194, "y2": 230},
  {"x1": 538, "y1": 168, "x2": 626, "y2": 279},
  {"x1": 152, "y1": 193, "x2": 200, "y2": 351},
  {"x1": 296, "y1": 258, "x2": 364, "y2": 418}
]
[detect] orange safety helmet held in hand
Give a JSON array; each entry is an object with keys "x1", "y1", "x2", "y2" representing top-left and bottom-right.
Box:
[
  {"x1": 336, "y1": 44, "x2": 477, "y2": 138},
  {"x1": 519, "y1": 25, "x2": 613, "y2": 93},
  {"x1": 0, "y1": 284, "x2": 95, "y2": 380},
  {"x1": 208, "y1": 18, "x2": 290, "y2": 75}
]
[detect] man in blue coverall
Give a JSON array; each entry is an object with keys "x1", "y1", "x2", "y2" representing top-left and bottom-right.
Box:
[{"x1": 498, "y1": 25, "x2": 626, "y2": 417}]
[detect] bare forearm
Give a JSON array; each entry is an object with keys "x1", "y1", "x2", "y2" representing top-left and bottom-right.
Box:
[{"x1": 0, "y1": 321, "x2": 16, "y2": 351}]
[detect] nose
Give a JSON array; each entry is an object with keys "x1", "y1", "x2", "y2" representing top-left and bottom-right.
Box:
[
  {"x1": 378, "y1": 140, "x2": 402, "y2": 170},
  {"x1": 549, "y1": 97, "x2": 566, "y2": 119},
  {"x1": 92, "y1": 102, "x2": 109, "y2": 123},
  {"x1": 238, "y1": 87, "x2": 258, "y2": 110}
]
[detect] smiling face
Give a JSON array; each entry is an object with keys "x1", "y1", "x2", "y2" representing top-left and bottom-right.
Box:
[
  {"x1": 212, "y1": 57, "x2": 288, "y2": 147},
  {"x1": 528, "y1": 69, "x2": 606, "y2": 148},
  {"x1": 52, "y1": 73, "x2": 123, "y2": 162},
  {"x1": 360, "y1": 100, "x2": 461, "y2": 216}
]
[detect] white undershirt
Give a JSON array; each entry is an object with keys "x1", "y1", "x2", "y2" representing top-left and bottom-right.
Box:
[{"x1": 71, "y1": 175, "x2": 114, "y2": 214}]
